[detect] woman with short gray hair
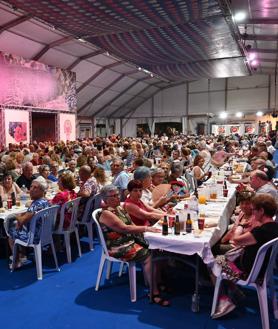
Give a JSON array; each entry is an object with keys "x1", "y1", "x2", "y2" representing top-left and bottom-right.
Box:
[
  {"x1": 134, "y1": 166, "x2": 171, "y2": 209},
  {"x1": 98, "y1": 184, "x2": 170, "y2": 306}
]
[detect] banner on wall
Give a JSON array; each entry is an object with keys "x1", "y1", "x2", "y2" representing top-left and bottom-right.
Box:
[
  {"x1": 59, "y1": 113, "x2": 76, "y2": 141},
  {"x1": 0, "y1": 52, "x2": 76, "y2": 111},
  {"x1": 230, "y1": 125, "x2": 240, "y2": 134},
  {"x1": 4, "y1": 109, "x2": 30, "y2": 145},
  {"x1": 244, "y1": 123, "x2": 255, "y2": 134},
  {"x1": 217, "y1": 125, "x2": 226, "y2": 134}
]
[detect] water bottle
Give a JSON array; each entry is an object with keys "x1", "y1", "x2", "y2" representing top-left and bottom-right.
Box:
[
  {"x1": 191, "y1": 293, "x2": 200, "y2": 312},
  {"x1": 21, "y1": 185, "x2": 28, "y2": 205}
]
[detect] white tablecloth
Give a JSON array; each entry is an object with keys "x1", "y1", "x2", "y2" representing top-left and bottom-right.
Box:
[
  {"x1": 0, "y1": 206, "x2": 28, "y2": 222},
  {"x1": 144, "y1": 184, "x2": 237, "y2": 267}
]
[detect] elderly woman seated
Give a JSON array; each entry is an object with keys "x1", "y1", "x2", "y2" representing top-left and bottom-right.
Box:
[
  {"x1": 212, "y1": 189, "x2": 257, "y2": 255},
  {"x1": 211, "y1": 193, "x2": 278, "y2": 319},
  {"x1": 151, "y1": 168, "x2": 166, "y2": 188},
  {"x1": 0, "y1": 173, "x2": 22, "y2": 202},
  {"x1": 7, "y1": 179, "x2": 49, "y2": 269},
  {"x1": 37, "y1": 164, "x2": 52, "y2": 186},
  {"x1": 124, "y1": 180, "x2": 166, "y2": 226},
  {"x1": 98, "y1": 184, "x2": 170, "y2": 306},
  {"x1": 51, "y1": 172, "x2": 77, "y2": 229},
  {"x1": 134, "y1": 166, "x2": 173, "y2": 209}
]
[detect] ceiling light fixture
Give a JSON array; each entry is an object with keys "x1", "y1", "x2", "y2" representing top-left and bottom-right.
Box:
[
  {"x1": 233, "y1": 12, "x2": 247, "y2": 22},
  {"x1": 256, "y1": 111, "x2": 263, "y2": 117},
  {"x1": 236, "y1": 112, "x2": 243, "y2": 118},
  {"x1": 219, "y1": 112, "x2": 228, "y2": 119},
  {"x1": 77, "y1": 37, "x2": 86, "y2": 43},
  {"x1": 138, "y1": 67, "x2": 142, "y2": 71},
  {"x1": 250, "y1": 59, "x2": 258, "y2": 67},
  {"x1": 248, "y1": 53, "x2": 256, "y2": 61}
]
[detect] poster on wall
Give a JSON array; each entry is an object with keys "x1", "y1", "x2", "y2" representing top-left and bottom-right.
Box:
[
  {"x1": 4, "y1": 109, "x2": 29, "y2": 145},
  {"x1": 230, "y1": 125, "x2": 240, "y2": 134},
  {"x1": 59, "y1": 113, "x2": 76, "y2": 141},
  {"x1": 245, "y1": 123, "x2": 255, "y2": 134},
  {"x1": 217, "y1": 125, "x2": 226, "y2": 135},
  {"x1": 0, "y1": 52, "x2": 76, "y2": 111}
]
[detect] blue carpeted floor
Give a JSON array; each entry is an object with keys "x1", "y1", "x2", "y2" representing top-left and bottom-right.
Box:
[{"x1": 0, "y1": 238, "x2": 277, "y2": 329}]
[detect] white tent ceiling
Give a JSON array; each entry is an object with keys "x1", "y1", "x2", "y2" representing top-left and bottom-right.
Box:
[{"x1": 0, "y1": 0, "x2": 277, "y2": 119}]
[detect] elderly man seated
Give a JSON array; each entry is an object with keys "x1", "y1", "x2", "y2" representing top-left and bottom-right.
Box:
[
  {"x1": 7, "y1": 179, "x2": 49, "y2": 269},
  {"x1": 250, "y1": 169, "x2": 278, "y2": 203},
  {"x1": 16, "y1": 161, "x2": 36, "y2": 190}
]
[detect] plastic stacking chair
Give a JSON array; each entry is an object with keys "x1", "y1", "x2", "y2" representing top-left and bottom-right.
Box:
[
  {"x1": 92, "y1": 209, "x2": 137, "y2": 302},
  {"x1": 211, "y1": 237, "x2": 278, "y2": 329},
  {"x1": 77, "y1": 194, "x2": 102, "y2": 251},
  {"x1": 53, "y1": 197, "x2": 81, "y2": 263},
  {"x1": 11, "y1": 205, "x2": 60, "y2": 280}
]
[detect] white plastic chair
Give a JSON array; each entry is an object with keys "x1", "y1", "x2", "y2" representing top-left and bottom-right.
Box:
[
  {"x1": 211, "y1": 237, "x2": 278, "y2": 329},
  {"x1": 11, "y1": 205, "x2": 60, "y2": 280},
  {"x1": 53, "y1": 197, "x2": 82, "y2": 263},
  {"x1": 92, "y1": 209, "x2": 137, "y2": 302},
  {"x1": 77, "y1": 194, "x2": 102, "y2": 251}
]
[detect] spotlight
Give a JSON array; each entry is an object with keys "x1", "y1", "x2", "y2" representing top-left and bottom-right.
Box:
[
  {"x1": 138, "y1": 67, "x2": 142, "y2": 71},
  {"x1": 219, "y1": 112, "x2": 228, "y2": 119},
  {"x1": 77, "y1": 37, "x2": 86, "y2": 43},
  {"x1": 233, "y1": 12, "x2": 247, "y2": 22},
  {"x1": 150, "y1": 73, "x2": 154, "y2": 78},
  {"x1": 250, "y1": 59, "x2": 258, "y2": 66},
  {"x1": 236, "y1": 112, "x2": 243, "y2": 118},
  {"x1": 248, "y1": 53, "x2": 256, "y2": 61},
  {"x1": 256, "y1": 111, "x2": 263, "y2": 117}
]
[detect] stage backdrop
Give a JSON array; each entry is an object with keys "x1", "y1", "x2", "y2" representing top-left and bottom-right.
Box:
[
  {"x1": 59, "y1": 113, "x2": 76, "y2": 141},
  {"x1": 0, "y1": 52, "x2": 76, "y2": 111},
  {"x1": 4, "y1": 109, "x2": 30, "y2": 145}
]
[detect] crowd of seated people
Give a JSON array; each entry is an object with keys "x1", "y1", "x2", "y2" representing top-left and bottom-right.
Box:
[{"x1": 0, "y1": 130, "x2": 277, "y2": 310}]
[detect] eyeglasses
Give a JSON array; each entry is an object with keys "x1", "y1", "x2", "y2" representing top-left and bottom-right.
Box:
[{"x1": 107, "y1": 193, "x2": 120, "y2": 198}]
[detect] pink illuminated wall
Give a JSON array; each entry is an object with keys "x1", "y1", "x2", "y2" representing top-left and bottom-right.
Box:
[
  {"x1": 59, "y1": 113, "x2": 76, "y2": 141},
  {"x1": 0, "y1": 52, "x2": 76, "y2": 111}
]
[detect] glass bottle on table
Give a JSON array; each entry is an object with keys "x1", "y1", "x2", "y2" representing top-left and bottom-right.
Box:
[
  {"x1": 20, "y1": 185, "x2": 28, "y2": 206},
  {"x1": 162, "y1": 215, "x2": 168, "y2": 236},
  {"x1": 186, "y1": 213, "x2": 192, "y2": 233},
  {"x1": 174, "y1": 214, "x2": 180, "y2": 235},
  {"x1": 223, "y1": 179, "x2": 228, "y2": 197},
  {"x1": 11, "y1": 192, "x2": 16, "y2": 206}
]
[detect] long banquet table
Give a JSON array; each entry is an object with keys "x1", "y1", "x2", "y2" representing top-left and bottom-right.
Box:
[{"x1": 144, "y1": 182, "x2": 237, "y2": 311}]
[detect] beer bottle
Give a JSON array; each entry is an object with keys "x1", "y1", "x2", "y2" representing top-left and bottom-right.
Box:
[
  {"x1": 186, "y1": 213, "x2": 192, "y2": 233},
  {"x1": 194, "y1": 187, "x2": 199, "y2": 198},
  {"x1": 174, "y1": 214, "x2": 180, "y2": 235},
  {"x1": 162, "y1": 215, "x2": 168, "y2": 236},
  {"x1": 223, "y1": 180, "x2": 227, "y2": 189},
  {"x1": 11, "y1": 192, "x2": 16, "y2": 206}
]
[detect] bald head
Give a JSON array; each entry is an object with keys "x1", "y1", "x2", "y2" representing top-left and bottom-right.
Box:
[{"x1": 79, "y1": 165, "x2": 92, "y2": 182}]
